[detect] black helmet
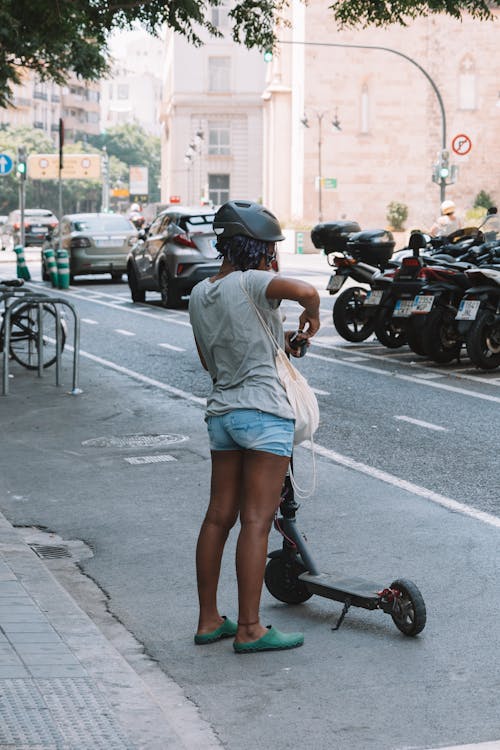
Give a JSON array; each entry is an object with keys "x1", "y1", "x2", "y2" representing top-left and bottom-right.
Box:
[{"x1": 213, "y1": 200, "x2": 285, "y2": 242}]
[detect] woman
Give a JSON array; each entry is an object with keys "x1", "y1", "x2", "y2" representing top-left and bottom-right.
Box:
[
  {"x1": 189, "y1": 200, "x2": 320, "y2": 653},
  {"x1": 429, "y1": 200, "x2": 462, "y2": 237}
]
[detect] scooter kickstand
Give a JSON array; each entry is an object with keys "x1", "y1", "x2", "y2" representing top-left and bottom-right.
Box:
[{"x1": 331, "y1": 597, "x2": 351, "y2": 632}]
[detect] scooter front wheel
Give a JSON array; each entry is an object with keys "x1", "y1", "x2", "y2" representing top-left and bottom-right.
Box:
[
  {"x1": 265, "y1": 555, "x2": 313, "y2": 604},
  {"x1": 389, "y1": 578, "x2": 426, "y2": 636}
]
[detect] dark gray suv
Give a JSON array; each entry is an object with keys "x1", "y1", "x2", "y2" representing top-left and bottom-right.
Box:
[{"x1": 126, "y1": 206, "x2": 221, "y2": 307}]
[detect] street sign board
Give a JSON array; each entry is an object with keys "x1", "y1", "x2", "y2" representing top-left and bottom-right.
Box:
[
  {"x1": 27, "y1": 153, "x2": 101, "y2": 179},
  {"x1": 451, "y1": 134, "x2": 472, "y2": 156},
  {"x1": 129, "y1": 166, "x2": 148, "y2": 195},
  {"x1": 0, "y1": 153, "x2": 14, "y2": 176},
  {"x1": 315, "y1": 177, "x2": 338, "y2": 191}
]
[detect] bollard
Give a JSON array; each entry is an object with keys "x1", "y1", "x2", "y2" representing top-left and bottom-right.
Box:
[
  {"x1": 13, "y1": 245, "x2": 31, "y2": 280},
  {"x1": 56, "y1": 249, "x2": 70, "y2": 289},
  {"x1": 42, "y1": 247, "x2": 59, "y2": 288}
]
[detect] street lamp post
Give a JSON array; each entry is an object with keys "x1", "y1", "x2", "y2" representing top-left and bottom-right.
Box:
[
  {"x1": 301, "y1": 110, "x2": 341, "y2": 223},
  {"x1": 281, "y1": 39, "x2": 448, "y2": 202}
]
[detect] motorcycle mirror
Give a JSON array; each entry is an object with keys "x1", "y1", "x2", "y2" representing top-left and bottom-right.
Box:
[{"x1": 408, "y1": 231, "x2": 427, "y2": 256}]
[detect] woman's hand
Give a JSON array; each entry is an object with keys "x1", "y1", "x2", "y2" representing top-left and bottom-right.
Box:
[{"x1": 284, "y1": 330, "x2": 309, "y2": 357}]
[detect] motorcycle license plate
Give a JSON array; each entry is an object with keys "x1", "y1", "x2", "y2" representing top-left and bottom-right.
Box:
[
  {"x1": 392, "y1": 298, "x2": 414, "y2": 317},
  {"x1": 363, "y1": 290, "x2": 383, "y2": 305},
  {"x1": 412, "y1": 295, "x2": 434, "y2": 314},
  {"x1": 455, "y1": 299, "x2": 481, "y2": 321},
  {"x1": 326, "y1": 274, "x2": 345, "y2": 293}
]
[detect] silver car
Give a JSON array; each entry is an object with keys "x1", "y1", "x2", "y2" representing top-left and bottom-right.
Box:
[
  {"x1": 42, "y1": 213, "x2": 137, "y2": 282},
  {"x1": 126, "y1": 206, "x2": 221, "y2": 307}
]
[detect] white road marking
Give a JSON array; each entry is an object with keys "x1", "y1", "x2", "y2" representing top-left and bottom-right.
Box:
[
  {"x1": 65, "y1": 345, "x2": 500, "y2": 532},
  {"x1": 309, "y1": 352, "x2": 500, "y2": 404},
  {"x1": 414, "y1": 372, "x2": 444, "y2": 379},
  {"x1": 81, "y1": 318, "x2": 99, "y2": 325},
  {"x1": 302, "y1": 441, "x2": 500, "y2": 530},
  {"x1": 395, "y1": 415, "x2": 448, "y2": 432},
  {"x1": 115, "y1": 329, "x2": 135, "y2": 336},
  {"x1": 312, "y1": 387, "x2": 330, "y2": 396},
  {"x1": 125, "y1": 454, "x2": 177, "y2": 465},
  {"x1": 425, "y1": 742, "x2": 500, "y2": 750},
  {"x1": 159, "y1": 343, "x2": 185, "y2": 352}
]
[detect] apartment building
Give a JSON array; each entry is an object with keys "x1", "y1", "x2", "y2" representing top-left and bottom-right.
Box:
[
  {"x1": 160, "y1": 6, "x2": 266, "y2": 207},
  {"x1": 263, "y1": 2, "x2": 500, "y2": 231}
]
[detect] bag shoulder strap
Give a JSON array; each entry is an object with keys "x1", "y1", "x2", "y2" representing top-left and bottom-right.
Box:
[{"x1": 239, "y1": 274, "x2": 281, "y2": 351}]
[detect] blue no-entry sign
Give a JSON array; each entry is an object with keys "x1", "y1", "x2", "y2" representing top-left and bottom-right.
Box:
[{"x1": 0, "y1": 153, "x2": 13, "y2": 175}]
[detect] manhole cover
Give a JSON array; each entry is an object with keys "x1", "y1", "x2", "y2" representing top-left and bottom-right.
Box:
[{"x1": 81, "y1": 434, "x2": 188, "y2": 448}]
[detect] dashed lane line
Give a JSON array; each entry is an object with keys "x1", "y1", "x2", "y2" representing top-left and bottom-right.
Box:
[
  {"x1": 115, "y1": 329, "x2": 135, "y2": 337},
  {"x1": 395, "y1": 415, "x2": 448, "y2": 432},
  {"x1": 159, "y1": 343, "x2": 186, "y2": 352},
  {"x1": 81, "y1": 318, "x2": 99, "y2": 325}
]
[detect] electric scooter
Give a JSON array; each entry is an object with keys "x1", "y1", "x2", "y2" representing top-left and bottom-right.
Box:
[{"x1": 264, "y1": 339, "x2": 427, "y2": 636}]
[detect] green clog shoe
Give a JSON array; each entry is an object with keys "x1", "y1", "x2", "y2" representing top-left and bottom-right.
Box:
[
  {"x1": 233, "y1": 625, "x2": 304, "y2": 654},
  {"x1": 194, "y1": 616, "x2": 238, "y2": 645}
]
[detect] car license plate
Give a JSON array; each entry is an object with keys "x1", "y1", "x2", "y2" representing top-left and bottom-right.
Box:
[
  {"x1": 30, "y1": 225, "x2": 45, "y2": 232},
  {"x1": 392, "y1": 298, "x2": 414, "y2": 317},
  {"x1": 363, "y1": 289, "x2": 383, "y2": 305},
  {"x1": 95, "y1": 238, "x2": 123, "y2": 247},
  {"x1": 326, "y1": 274, "x2": 345, "y2": 292},
  {"x1": 412, "y1": 295, "x2": 434, "y2": 314},
  {"x1": 455, "y1": 299, "x2": 481, "y2": 320}
]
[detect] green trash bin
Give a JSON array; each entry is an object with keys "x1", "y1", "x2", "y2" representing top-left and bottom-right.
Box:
[
  {"x1": 42, "y1": 247, "x2": 59, "y2": 288},
  {"x1": 13, "y1": 245, "x2": 31, "y2": 281},
  {"x1": 56, "y1": 248, "x2": 70, "y2": 289}
]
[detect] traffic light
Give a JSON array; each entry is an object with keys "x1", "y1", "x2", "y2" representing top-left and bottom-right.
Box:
[
  {"x1": 438, "y1": 149, "x2": 450, "y2": 179},
  {"x1": 263, "y1": 49, "x2": 273, "y2": 63},
  {"x1": 16, "y1": 146, "x2": 26, "y2": 179}
]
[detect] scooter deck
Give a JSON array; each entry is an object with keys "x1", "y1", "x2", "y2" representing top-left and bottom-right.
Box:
[{"x1": 299, "y1": 572, "x2": 382, "y2": 609}]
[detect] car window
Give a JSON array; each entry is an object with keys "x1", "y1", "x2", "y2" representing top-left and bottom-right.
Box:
[
  {"x1": 149, "y1": 216, "x2": 164, "y2": 235},
  {"x1": 180, "y1": 214, "x2": 215, "y2": 233},
  {"x1": 71, "y1": 216, "x2": 133, "y2": 233},
  {"x1": 25, "y1": 210, "x2": 55, "y2": 218},
  {"x1": 159, "y1": 215, "x2": 173, "y2": 232}
]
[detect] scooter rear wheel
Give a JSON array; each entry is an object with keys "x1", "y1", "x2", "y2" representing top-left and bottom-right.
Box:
[
  {"x1": 265, "y1": 555, "x2": 313, "y2": 604},
  {"x1": 389, "y1": 578, "x2": 426, "y2": 636}
]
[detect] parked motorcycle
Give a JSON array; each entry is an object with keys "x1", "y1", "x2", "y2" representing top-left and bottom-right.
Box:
[
  {"x1": 311, "y1": 221, "x2": 396, "y2": 342},
  {"x1": 456, "y1": 257, "x2": 500, "y2": 370}
]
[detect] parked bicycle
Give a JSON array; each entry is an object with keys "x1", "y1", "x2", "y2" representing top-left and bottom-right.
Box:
[{"x1": 0, "y1": 279, "x2": 67, "y2": 369}]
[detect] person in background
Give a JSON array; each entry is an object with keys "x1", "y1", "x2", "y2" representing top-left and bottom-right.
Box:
[
  {"x1": 188, "y1": 200, "x2": 320, "y2": 654},
  {"x1": 429, "y1": 200, "x2": 462, "y2": 237}
]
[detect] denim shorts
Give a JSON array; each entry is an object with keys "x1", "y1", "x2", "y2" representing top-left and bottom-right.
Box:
[{"x1": 206, "y1": 409, "x2": 294, "y2": 457}]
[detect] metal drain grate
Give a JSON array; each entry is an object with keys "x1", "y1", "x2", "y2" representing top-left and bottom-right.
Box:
[
  {"x1": 29, "y1": 544, "x2": 71, "y2": 559},
  {"x1": 124, "y1": 454, "x2": 177, "y2": 465}
]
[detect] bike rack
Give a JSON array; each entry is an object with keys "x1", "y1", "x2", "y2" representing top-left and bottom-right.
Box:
[{"x1": 1, "y1": 290, "x2": 81, "y2": 396}]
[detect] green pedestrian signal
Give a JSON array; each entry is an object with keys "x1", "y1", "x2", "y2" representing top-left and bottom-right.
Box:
[
  {"x1": 263, "y1": 49, "x2": 273, "y2": 63},
  {"x1": 16, "y1": 146, "x2": 27, "y2": 180}
]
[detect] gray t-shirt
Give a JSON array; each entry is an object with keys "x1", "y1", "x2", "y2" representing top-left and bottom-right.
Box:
[{"x1": 189, "y1": 269, "x2": 294, "y2": 420}]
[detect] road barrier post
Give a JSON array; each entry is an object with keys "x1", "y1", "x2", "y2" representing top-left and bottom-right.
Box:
[
  {"x1": 13, "y1": 245, "x2": 31, "y2": 281},
  {"x1": 42, "y1": 248, "x2": 59, "y2": 288},
  {"x1": 56, "y1": 249, "x2": 70, "y2": 289}
]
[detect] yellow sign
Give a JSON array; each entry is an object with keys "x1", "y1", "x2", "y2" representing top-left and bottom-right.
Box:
[
  {"x1": 111, "y1": 188, "x2": 130, "y2": 198},
  {"x1": 27, "y1": 153, "x2": 101, "y2": 180}
]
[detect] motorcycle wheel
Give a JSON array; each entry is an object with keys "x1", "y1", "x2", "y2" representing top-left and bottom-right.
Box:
[
  {"x1": 422, "y1": 307, "x2": 461, "y2": 363},
  {"x1": 374, "y1": 310, "x2": 407, "y2": 348},
  {"x1": 332, "y1": 286, "x2": 376, "y2": 342},
  {"x1": 264, "y1": 555, "x2": 313, "y2": 605},
  {"x1": 389, "y1": 579, "x2": 427, "y2": 637},
  {"x1": 405, "y1": 318, "x2": 427, "y2": 356},
  {"x1": 466, "y1": 310, "x2": 500, "y2": 370}
]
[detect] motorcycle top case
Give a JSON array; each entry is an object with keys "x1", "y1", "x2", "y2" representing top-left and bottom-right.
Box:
[
  {"x1": 310, "y1": 220, "x2": 361, "y2": 253},
  {"x1": 347, "y1": 229, "x2": 395, "y2": 267}
]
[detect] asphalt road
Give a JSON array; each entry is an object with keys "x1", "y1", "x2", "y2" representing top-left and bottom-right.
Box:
[{"x1": 1, "y1": 253, "x2": 499, "y2": 750}]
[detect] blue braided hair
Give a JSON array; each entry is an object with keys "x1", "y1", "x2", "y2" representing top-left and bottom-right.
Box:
[{"x1": 216, "y1": 234, "x2": 271, "y2": 271}]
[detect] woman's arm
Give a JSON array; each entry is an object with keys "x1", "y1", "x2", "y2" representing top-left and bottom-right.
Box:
[{"x1": 266, "y1": 276, "x2": 321, "y2": 338}]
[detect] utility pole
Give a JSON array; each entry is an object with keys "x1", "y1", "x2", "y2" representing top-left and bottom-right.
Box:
[
  {"x1": 16, "y1": 146, "x2": 27, "y2": 246},
  {"x1": 101, "y1": 147, "x2": 110, "y2": 212},
  {"x1": 58, "y1": 118, "x2": 64, "y2": 249}
]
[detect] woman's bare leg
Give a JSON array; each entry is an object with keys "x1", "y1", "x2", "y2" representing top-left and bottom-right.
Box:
[
  {"x1": 196, "y1": 450, "x2": 243, "y2": 634},
  {"x1": 235, "y1": 450, "x2": 290, "y2": 643}
]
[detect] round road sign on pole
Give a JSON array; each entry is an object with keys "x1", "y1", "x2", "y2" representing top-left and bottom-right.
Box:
[
  {"x1": 0, "y1": 153, "x2": 14, "y2": 175},
  {"x1": 451, "y1": 134, "x2": 472, "y2": 156}
]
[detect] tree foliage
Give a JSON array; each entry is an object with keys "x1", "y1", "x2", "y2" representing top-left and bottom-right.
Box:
[{"x1": 0, "y1": 1, "x2": 497, "y2": 108}]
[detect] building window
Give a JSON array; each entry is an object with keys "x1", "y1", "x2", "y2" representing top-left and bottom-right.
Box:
[
  {"x1": 360, "y1": 83, "x2": 369, "y2": 133},
  {"x1": 208, "y1": 57, "x2": 231, "y2": 92},
  {"x1": 458, "y1": 55, "x2": 476, "y2": 110},
  {"x1": 117, "y1": 84, "x2": 129, "y2": 100},
  {"x1": 211, "y1": 3, "x2": 229, "y2": 27},
  {"x1": 208, "y1": 121, "x2": 230, "y2": 154},
  {"x1": 208, "y1": 174, "x2": 230, "y2": 205}
]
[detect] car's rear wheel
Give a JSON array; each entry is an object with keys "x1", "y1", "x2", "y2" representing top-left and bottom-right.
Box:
[
  {"x1": 127, "y1": 264, "x2": 145, "y2": 303},
  {"x1": 159, "y1": 265, "x2": 182, "y2": 308}
]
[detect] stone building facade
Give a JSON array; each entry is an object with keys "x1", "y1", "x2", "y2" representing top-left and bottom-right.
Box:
[{"x1": 263, "y1": 3, "x2": 500, "y2": 233}]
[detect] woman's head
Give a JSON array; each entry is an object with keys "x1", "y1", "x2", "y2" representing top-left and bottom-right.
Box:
[{"x1": 213, "y1": 200, "x2": 283, "y2": 271}]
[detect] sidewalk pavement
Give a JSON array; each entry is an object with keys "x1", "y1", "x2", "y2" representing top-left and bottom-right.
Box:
[{"x1": 0, "y1": 352, "x2": 224, "y2": 748}]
